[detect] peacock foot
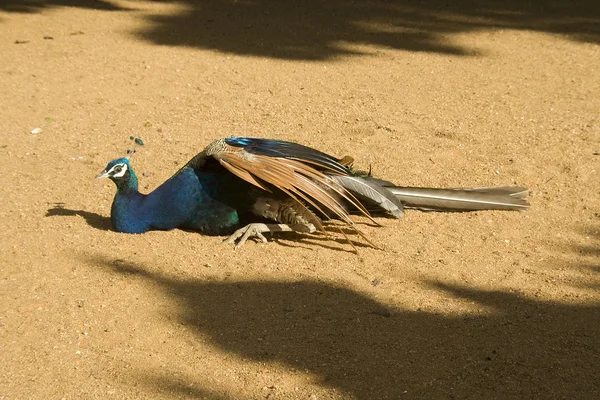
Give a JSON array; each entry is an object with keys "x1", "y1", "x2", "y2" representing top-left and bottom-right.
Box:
[{"x1": 223, "y1": 223, "x2": 316, "y2": 249}]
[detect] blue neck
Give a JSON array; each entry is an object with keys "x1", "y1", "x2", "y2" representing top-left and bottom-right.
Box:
[{"x1": 116, "y1": 169, "x2": 139, "y2": 195}]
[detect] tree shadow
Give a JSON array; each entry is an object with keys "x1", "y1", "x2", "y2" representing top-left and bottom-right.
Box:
[
  {"x1": 88, "y1": 254, "x2": 600, "y2": 399},
  {"x1": 129, "y1": 0, "x2": 600, "y2": 59},
  {"x1": 578, "y1": 223, "x2": 600, "y2": 258},
  {"x1": 545, "y1": 222, "x2": 600, "y2": 292},
  {"x1": 46, "y1": 203, "x2": 112, "y2": 231},
  {"x1": 135, "y1": 0, "x2": 477, "y2": 59},
  {"x1": 568, "y1": 223, "x2": 600, "y2": 291},
  {"x1": 0, "y1": 0, "x2": 130, "y2": 13},
  {"x1": 2, "y1": 0, "x2": 598, "y2": 59}
]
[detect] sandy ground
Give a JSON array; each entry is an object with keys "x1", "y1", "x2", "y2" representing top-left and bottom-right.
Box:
[{"x1": 1, "y1": 1, "x2": 599, "y2": 399}]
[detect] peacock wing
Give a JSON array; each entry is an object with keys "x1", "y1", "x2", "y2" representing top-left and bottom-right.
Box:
[{"x1": 200, "y1": 137, "x2": 377, "y2": 242}]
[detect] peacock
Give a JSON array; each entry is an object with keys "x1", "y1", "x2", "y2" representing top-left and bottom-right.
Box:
[{"x1": 96, "y1": 137, "x2": 529, "y2": 248}]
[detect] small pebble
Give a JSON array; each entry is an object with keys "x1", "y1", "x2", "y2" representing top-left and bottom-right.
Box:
[{"x1": 31, "y1": 128, "x2": 42, "y2": 134}]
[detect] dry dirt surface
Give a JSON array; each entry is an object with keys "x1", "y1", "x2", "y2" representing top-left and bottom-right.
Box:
[{"x1": 1, "y1": 1, "x2": 599, "y2": 399}]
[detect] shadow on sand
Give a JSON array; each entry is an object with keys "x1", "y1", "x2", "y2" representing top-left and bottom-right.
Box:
[
  {"x1": 46, "y1": 203, "x2": 112, "y2": 231},
  {"x1": 2, "y1": 0, "x2": 599, "y2": 59},
  {"x1": 86, "y1": 253, "x2": 600, "y2": 399}
]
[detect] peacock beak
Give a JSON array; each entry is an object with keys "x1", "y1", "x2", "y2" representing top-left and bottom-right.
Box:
[{"x1": 95, "y1": 170, "x2": 110, "y2": 179}]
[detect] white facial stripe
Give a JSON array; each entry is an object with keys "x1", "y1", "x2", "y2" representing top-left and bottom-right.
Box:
[{"x1": 108, "y1": 163, "x2": 128, "y2": 178}]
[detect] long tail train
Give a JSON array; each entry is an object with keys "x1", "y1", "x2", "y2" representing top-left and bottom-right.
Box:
[{"x1": 388, "y1": 186, "x2": 529, "y2": 212}]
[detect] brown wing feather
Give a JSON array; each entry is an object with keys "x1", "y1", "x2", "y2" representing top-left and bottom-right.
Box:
[
  {"x1": 218, "y1": 159, "x2": 271, "y2": 192},
  {"x1": 212, "y1": 147, "x2": 375, "y2": 243},
  {"x1": 284, "y1": 159, "x2": 375, "y2": 220}
]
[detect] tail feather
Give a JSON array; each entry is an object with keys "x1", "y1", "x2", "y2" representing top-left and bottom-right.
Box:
[
  {"x1": 331, "y1": 176, "x2": 404, "y2": 217},
  {"x1": 388, "y1": 186, "x2": 530, "y2": 212}
]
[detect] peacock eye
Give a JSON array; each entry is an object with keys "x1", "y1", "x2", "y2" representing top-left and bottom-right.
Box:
[{"x1": 114, "y1": 166, "x2": 122, "y2": 173}]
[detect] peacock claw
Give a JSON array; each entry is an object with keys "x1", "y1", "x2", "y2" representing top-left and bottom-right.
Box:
[
  {"x1": 223, "y1": 223, "x2": 317, "y2": 248},
  {"x1": 224, "y1": 223, "x2": 271, "y2": 249}
]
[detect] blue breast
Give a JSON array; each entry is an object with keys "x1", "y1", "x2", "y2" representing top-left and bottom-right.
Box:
[{"x1": 111, "y1": 167, "x2": 241, "y2": 235}]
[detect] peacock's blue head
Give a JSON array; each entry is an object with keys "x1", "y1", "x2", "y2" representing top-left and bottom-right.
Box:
[{"x1": 96, "y1": 157, "x2": 134, "y2": 187}]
